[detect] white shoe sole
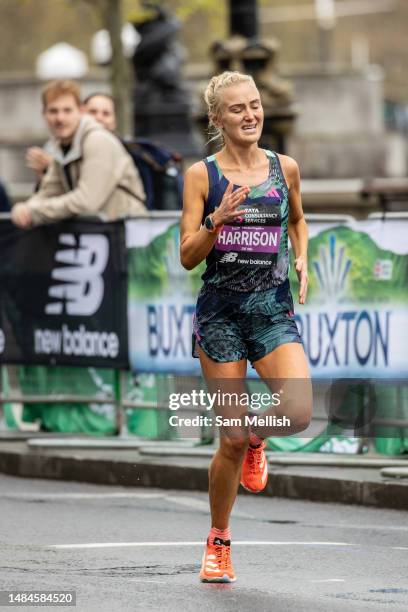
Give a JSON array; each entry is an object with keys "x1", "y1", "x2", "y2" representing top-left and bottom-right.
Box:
[{"x1": 200, "y1": 574, "x2": 236, "y2": 583}]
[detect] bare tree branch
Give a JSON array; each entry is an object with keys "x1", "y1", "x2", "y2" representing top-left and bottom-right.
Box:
[{"x1": 72, "y1": 0, "x2": 128, "y2": 135}]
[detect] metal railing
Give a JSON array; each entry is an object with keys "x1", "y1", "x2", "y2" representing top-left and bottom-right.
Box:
[{"x1": 1, "y1": 212, "x2": 408, "y2": 446}]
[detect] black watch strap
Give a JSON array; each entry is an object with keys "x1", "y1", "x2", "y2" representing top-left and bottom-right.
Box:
[{"x1": 204, "y1": 214, "x2": 216, "y2": 232}]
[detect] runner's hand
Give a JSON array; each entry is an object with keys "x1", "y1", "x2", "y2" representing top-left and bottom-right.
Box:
[
  {"x1": 212, "y1": 182, "x2": 250, "y2": 226},
  {"x1": 295, "y1": 256, "x2": 308, "y2": 304}
]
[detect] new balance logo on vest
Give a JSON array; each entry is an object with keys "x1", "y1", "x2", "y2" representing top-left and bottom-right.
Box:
[
  {"x1": 46, "y1": 234, "x2": 109, "y2": 316},
  {"x1": 219, "y1": 252, "x2": 238, "y2": 263}
]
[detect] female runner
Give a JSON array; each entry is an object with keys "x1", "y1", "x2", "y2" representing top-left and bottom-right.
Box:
[{"x1": 180, "y1": 71, "x2": 312, "y2": 583}]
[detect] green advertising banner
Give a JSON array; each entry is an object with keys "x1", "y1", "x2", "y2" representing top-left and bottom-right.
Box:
[{"x1": 126, "y1": 216, "x2": 408, "y2": 379}]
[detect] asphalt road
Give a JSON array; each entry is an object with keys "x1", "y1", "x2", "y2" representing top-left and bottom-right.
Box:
[{"x1": 0, "y1": 473, "x2": 408, "y2": 611}]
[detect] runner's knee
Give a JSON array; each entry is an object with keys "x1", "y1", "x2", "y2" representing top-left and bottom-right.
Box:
[
  {"x1": 219, "y1": 435, "x2": 249, "y2": 459},
  {"x1": 289, "y1": 408, "x2": 312, "y2": 434}
]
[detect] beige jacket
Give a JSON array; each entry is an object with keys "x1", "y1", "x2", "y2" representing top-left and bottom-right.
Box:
[{"x1": 27, "y1": 115, "x2": 146, "y2": 225}]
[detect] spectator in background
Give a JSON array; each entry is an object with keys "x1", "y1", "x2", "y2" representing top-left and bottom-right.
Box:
[
  {"x1": 25, "y1": 145, "x2": 52, "y2": 182},
  {"x1": 83, "y1": 93, "x2": 117, "y2": 133},
  {"x1": 0, "y1": 180, "x2": 11, "y2": 212},
  {"x1": 83, "y1": 92, "x2": 183, "y2": 211},
  {"x1": 12, "y1": 80, "x2": 146, "y2": 229},
  {"x1": 25, "y1": 92, "x2": 116, "y2": 182}
]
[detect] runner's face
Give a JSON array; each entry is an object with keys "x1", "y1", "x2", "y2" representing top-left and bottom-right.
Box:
[
  {"x1": 217, "y1": 82, "x2": 263, "y2": 145},
  {"x1": 84, "y1": 95, "x2": 116, "y2": 132},
  {"x1": 43, "y1": 94, "x2": 82, "y2": 144}
]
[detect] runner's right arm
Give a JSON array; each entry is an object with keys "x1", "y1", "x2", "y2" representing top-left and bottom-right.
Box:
[{"x1": 180, "y1": 162, "x2": 249, "y2": 270}]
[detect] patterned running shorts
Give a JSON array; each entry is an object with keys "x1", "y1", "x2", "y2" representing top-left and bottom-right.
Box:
[{"x1": 192, "y1": 279, "x2": 302, "y2": 364}]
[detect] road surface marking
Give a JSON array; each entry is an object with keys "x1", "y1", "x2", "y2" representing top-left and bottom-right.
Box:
[
  {"x1": 47, "y1": 541, "x2": 354, "y2": 550},
  {"x1": 3, "y1": 492, "x2": 163, "y2": 500},
  {"x1": 311, "y1": 579, "x2": 346, "y2": 583},
  {"x1": 310, "y1": 522, "x2": 408, "y2": 533}
]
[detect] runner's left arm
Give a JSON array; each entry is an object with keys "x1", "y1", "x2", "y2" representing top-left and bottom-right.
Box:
[{"x1": 285, "y1": 156, "x2": 309, "y2": 304}]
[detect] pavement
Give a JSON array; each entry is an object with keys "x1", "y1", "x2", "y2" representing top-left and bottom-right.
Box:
[
  {"x1": 2, "y1": 474, "x2": 408, "y2": 611},
  {"x1": 0, "y1": 474, "x2": 408, "y2": 612},
  {"x1": 1, "y1": 432, "x2": 408, "y2": 510}
]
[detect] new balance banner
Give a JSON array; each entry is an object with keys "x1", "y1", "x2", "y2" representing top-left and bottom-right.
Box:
[{"x1": 0, "y1": 220, "x2": 128, "y2": 368}]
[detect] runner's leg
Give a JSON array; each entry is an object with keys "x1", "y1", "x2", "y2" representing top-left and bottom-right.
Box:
[
  {"x1": 252, "y1": 342, "x2": 312, "y2": 438},
  {"x1": 198, "y1": 346, "x2": 248, "y2": 529},
  {"x1": 198, "y1": 347, "x2": 248, "y2": 582}
]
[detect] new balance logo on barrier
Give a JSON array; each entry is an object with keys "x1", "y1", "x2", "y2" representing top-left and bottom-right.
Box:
[
  {"x1": 219, "y1": 252, "x2": 238, "y2": 263},
  {"x1": 46, "y1": 234, "x2": 109, "y2": 316}
]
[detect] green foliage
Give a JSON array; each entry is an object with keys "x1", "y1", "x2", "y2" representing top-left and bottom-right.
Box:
[
  {"x1": 124, "y1": 0, "x2": 226, "y2": 53},
  {"x1": 123, "y1": 0, "x2": 224, "y2": 23},
  {"x1": 0, "y1": 0, "x2": 100, "y2": 71},
  {"x1": 170, "y1": 0, "x2": 225, "y2": 22},
  {"x1": 128, "y1": 223, "x2": 205, "y2": 298},
  {"x1": 290, "y1": 226, "x2": 408, "y2": 304}
]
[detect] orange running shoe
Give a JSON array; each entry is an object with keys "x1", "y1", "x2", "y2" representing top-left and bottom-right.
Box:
[
  {"x1": 240, "y1": 441, "x2": 268, "y2": 493},
  {"x1": 199, "y1": 537, "x2": 236, "y2": 583}
]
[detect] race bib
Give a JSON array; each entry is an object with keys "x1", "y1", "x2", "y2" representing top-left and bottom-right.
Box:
[
  {"x1": 216, "y1": 225, "x2": 281, "y2": 253},
  {"x1": 215, "y1": 202, "x2": 282, "y2": 267}
]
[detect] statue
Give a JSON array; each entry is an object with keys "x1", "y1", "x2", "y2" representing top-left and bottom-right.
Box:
[
  {"x1": 197, "y1": 0, "x2": 297, "y2": 154},
  {"x1": 131, "y1": 4, "x2": 202, "y2": 156}
]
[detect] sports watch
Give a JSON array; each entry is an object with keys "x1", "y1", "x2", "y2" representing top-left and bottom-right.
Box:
[{"x1": 204, "y1": 214, "x2": 216, "y2": 233}]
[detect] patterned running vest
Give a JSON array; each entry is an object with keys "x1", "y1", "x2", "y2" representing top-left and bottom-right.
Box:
[{"x1": 201, "y1": 150, "x2": 290, "y2": 292}]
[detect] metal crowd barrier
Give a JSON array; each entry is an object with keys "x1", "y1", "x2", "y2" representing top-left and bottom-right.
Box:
[{"x1": 1, "y1": 212, "x2": 407, "y2": 446}]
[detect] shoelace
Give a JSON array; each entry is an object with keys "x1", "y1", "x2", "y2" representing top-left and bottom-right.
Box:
[
  {"x1": 222, "y1": 545, "x2": 231, "y2": 570},
  {"x1": 247, "y1": 445, "x2": 264, "y2": 474},
  {"x1": 214, "y1": 544, "x2": 224, "y2": 567},
  {"x1": 212, "y1": 544, "x2": 231, "y2": 570}
]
